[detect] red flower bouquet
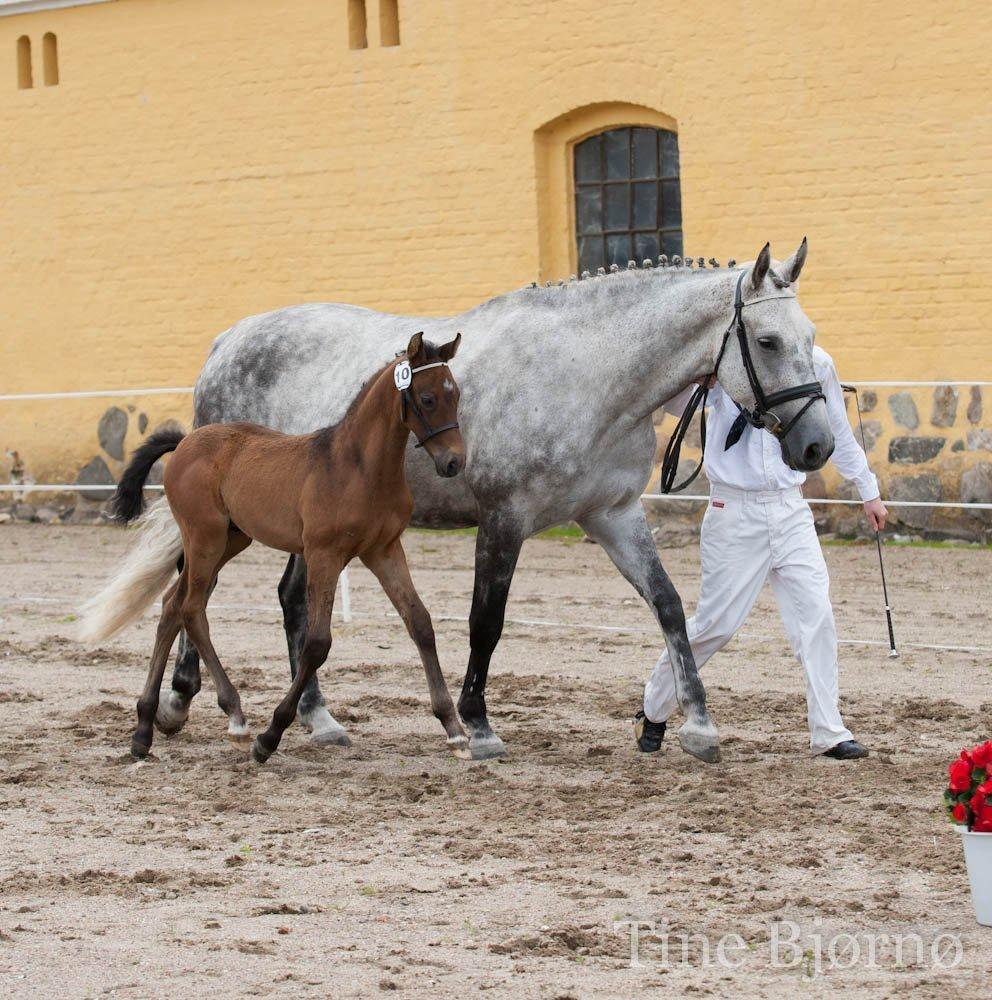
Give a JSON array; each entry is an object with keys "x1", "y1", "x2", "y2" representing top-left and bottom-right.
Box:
[{"x1": 945, "y1": 740, "x2": 992, "y2": 832}]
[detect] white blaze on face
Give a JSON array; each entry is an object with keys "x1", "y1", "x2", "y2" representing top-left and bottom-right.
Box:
[{"x1": 443, "y1": 378, "x2": 454, "y2": 391}]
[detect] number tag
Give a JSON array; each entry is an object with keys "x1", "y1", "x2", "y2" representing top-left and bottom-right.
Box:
[{"x1": 394, "y1": 361, "x2": 412, "y2": 391}]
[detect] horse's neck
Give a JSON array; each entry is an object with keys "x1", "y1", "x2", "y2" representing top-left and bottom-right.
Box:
[{"x1": 339, "y1": 364, "x2": 410, "y2": 483}]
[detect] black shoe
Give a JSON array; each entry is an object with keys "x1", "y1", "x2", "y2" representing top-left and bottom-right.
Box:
[
  {"x1": 633, "y1": 711, "x2": 666, "y2": 753},
  {"x1": 822, "y1": 739, "x2": 869, "y2": 760}
]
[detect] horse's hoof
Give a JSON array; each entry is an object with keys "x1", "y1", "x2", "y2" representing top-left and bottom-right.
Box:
[
  {"x1": 154, "y1": 692, "x2": 189, "y2": 736},
  {"x1": 130, "y1": 738, "x2": 151, "y2": 760},
  {"x1": 676, "y1": 720, "x2": 721, "y2": 764},
  {"x1": 227, "y1": 722, "x2": 252, "y2": 749},
  {"x1": 467, "y1": 732, "x2": 507, "y2": 761},
  {"x1": 310, "y1": 725, "x2": 352, "y2": 748},
  {"x1": 446, "y1": 734, "x2": 473, "y2": 760},
  {"x1": 251, "y1": 738, "x2": 272, "y2": 764}
]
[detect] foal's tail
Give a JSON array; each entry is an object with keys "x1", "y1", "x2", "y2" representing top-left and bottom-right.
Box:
[
  {"x1": 109, "y1": 425, "x2": 185, "y2": 524},
  {"x1": 78, "y1": 497, "x2": 184, "y2": 642}
]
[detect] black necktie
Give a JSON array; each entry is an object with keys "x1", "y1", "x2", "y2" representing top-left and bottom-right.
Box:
[{"x1": 724, "y1": 408, "x2": 750, "y2": 451}]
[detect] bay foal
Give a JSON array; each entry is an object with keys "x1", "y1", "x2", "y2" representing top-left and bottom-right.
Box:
[{"x1": 90, "y1": 333, "x2": 467, "y2": 762}]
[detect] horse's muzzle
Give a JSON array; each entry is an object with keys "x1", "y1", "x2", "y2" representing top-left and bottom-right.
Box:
[{"x1": 434, "y1": 450, "x2": 465, "y2": 478}]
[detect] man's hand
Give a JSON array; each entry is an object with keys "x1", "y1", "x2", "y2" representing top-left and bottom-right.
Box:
[
  {"x1": 694, "y1": 374, "x2": 718, "y2": 389},
  {"x1": 863, "y1": 497, "x2": 887, "y2": 531}
]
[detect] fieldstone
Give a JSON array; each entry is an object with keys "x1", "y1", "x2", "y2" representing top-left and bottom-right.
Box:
[
  {"x1": 888, "y1": 436, "x2": 945, "y2": 464},
  {"x1": 35, "y1": 506, "x2": 60, "y2": 525},
  {"x1": 888, "y1": 391, "x2": 919, "y2": 430},
  {"x1": 650, "y1": 461, "x2": 709, "y2": 514},
  {"x1": 67, "y1": 505, "x2": 104, "y2": 525},
  {"x1": 962, "y1": 462, "x2": 992, "y2": 523},
  {"x1": 889, "y1": 473, "x2": 942, "y2": 530},
  {"x1": 859, "y1": 389, "x2": 878, "y2": 413},
  {"x1": 967, "y1": 429, "x2": 992, "y2": 452},
  {"x1": 952, "y1": 439, "x2": 965, "y2": 452},
  {"x1": 0, "y1": 512, "x2": 11, "y2": 524},
  {"x1": 855, "y1": 419, "x2": 883, "y2": 452},
  {"x1": 13, "y1": 503, "x2": 37, "y2": 521},
  {"x1": 98, "y1": 406, "x2": 129, "y2": 461},
  {"x1": 76, "y1": 456, "x2": 116, "y2": 502},
  {"x1": 138, "y1": 412, "x2": 149, "y2": 434},
  {"x1": 652, "y1": 521, "x2": 699, "y2": 548},
  {"x1": 967, "y1": 387, "x2": 982, "y2": 425},
  {"x1": 930, "y1": 386, "x2": 958, "y2": 428},
  {"x1": 802, "y1": 471, "x2": 827, "y2": 498}
]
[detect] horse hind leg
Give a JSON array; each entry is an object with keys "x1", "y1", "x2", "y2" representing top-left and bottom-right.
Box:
[
  {"x1": 132, "y1": 579, "x2": 184, "y2": 758},
  {"x1": 278, "y1": 555, "x2": 350, "y2": 747}
]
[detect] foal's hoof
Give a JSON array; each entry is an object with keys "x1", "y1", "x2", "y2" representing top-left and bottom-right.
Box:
[
  {"x1": 446, "y1": 734, "x2": 474, "y2": 761},
  {"x1": 154, "y1": 692, "x2": 190, "y2": 736},
  {"x1": 676, "y1": 720, "x2": 722, "y2": 764},
  {"x1": 467, "y1": 732, "x2": 507, "y2": 761},
  {"x1": 310, "y1": 725, "x2": 352, "y2": 748},
  {"x1": 251, "y1": 738, "x2": 273, "y2": 764}
]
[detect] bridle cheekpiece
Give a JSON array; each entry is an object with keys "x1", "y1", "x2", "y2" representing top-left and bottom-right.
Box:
[{"x1": 395, "y1": 358, "x2": 459, "y2": 448}]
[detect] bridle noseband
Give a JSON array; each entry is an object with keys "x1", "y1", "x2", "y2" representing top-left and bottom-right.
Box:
[
  {"x1": 398, "y1": 360, "x2": 460, "y2": 448},
  {"x1": 660, "y1": 271, "x2": 825, "y2": 493}
]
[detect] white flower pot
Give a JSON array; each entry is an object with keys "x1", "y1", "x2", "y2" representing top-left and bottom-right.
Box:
[{"x1": 960, "y1": 828, "x2": 992, "y2": 926}]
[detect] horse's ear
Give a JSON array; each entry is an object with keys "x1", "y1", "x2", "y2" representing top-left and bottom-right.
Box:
[
  {"x1": 781, "y1": 236, "x2": 808, "y2": 285},
  {"x1": 438, "y1": 332, "x2": 461, "y2": 362},
  {"x1": 406, "y1": 332, "x2": 424, "y2": 359},
  {"x1": 751, "y1": 243, "x2": 771, "y2": 290}
]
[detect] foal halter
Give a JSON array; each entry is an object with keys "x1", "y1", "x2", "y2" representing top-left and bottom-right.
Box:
[
  {"x1": 660, "y1": 271, "x2": 825, "y2": 493},
  {"x1": 398, "y1": 360, "x2": 460, "y2": 448}
]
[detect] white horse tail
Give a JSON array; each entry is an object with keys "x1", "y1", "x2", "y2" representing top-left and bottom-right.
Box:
[{"x1": 77, "y1": 497, "x2": 183, "y2": 642}]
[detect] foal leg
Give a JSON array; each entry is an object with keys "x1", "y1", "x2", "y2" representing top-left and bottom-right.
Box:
[
  {"x1": 253, "y1": 553, "x2": 342, "y2": 763},
  {"x1": 362, "y1": 541, "x2": 471, "y2": 759},
  {"x1": 132, "y1": 578, "x2": 184, "y2": 758},
  {"x1": 180, "y1": 531, "x2": 253, "y2": 746},
  {"x1": 457, "y1": 510, "x2": 526, "y2": 760},
  {"x1": 278, "y1": 555, "x2": 350, "y2": 747},
  {"x1": 580, "y1": 502, "x2": 720, "y2": 764}
]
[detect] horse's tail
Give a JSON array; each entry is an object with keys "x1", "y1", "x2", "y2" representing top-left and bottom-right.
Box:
[
  {"x1": 109, "y1": 426, "x2": 185, "y2": 524},
  {"x1": 77, "y1": 497, "x2": 184, "y2": 642}
]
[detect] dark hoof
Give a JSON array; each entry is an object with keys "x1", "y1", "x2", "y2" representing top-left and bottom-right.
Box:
[
  {"x1": 633, "y1": 711, "x2": 666, "y2": 753},
  {"x1": 822, "y1": 739, "x2": 869, "y2": 760},
  {"x1": 130, "y1": 738, "x2": 151, "y2": 760},
  {"x1": 251, "y1": 738, "x2": 273, "y2": 764}
]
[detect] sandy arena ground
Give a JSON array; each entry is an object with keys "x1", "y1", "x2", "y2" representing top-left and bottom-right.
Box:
[{"x1": 0, "y1": 522, "x2": 990, "y2": 998}]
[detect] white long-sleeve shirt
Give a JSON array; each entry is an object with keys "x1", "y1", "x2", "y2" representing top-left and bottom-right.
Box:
[{"x1": 664, "y1": 346, "x2": 880, "y2": 501}]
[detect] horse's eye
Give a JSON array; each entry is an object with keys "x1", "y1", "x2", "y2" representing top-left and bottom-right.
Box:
[
  {"x1": 757, "y1": 336, "x2": 780, "y2": 352},
  {"x1": 419, "y1": 393, "x2": 436, "y2": 408}
]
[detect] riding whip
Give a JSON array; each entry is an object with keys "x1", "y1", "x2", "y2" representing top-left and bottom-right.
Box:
[{"x1": 842, "y1": 384, "x2": 898, "y2": 658}]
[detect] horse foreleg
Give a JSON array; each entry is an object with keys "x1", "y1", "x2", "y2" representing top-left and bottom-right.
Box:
[
  {"x1": 278, "y1": 555, "x2": 350, "y2": 747},
  {"x1": 362, "y1": 541, "x2": 471, "y2": 759},
  {"x1": 457, "y1": 511, "x2": 525, "y2": 760},
  {"x1": 253, "y1": 552, "x2": 341, "y2": 763},
  {"x1": 580, "y1": 503, "x2": 720, "y2": 764}
]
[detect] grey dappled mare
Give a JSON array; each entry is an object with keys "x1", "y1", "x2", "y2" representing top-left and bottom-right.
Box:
[{"x1": 158, "y1": 241, "x2": 830, "y2": 764}]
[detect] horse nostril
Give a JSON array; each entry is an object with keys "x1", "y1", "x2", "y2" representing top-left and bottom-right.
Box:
[
  {"x1": 803, "y1": 443, "x2": 822, "y2": 467},
  {"x1": 446, "y1": 457, "x2": 461, "y2": 477}
]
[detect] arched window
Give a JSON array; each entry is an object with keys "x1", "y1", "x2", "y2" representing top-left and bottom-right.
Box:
[
  {"x1": 348, "y1": 0, "x2": 368, "y2": 49},
  {"x1": 573, "y1": 126, "x2": 682, "y2": 273},
  {"x1": 17, "y1": 35, "x2": 32, "y2": 90},
  {"x1": 42, "y1": 32, "x2": 59, "y2": 87}
]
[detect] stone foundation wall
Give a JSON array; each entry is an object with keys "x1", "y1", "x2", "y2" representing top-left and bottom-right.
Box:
[{"x1": 648, "y1": 385, "x2": 992, "y2": 544}]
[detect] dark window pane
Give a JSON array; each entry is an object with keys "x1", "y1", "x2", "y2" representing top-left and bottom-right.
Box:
[
  {"x1": 606, "y1": 233, "x2": 632, "y2": 267},
  {"x1": 574, "y1": 135, "x2": 601, "y2": 183},
  {"x1": 632, "y1": 182, "x2": 658, "y2": 230},
  {"x1": 634, "y1": 232, "x2": 660, "y2": 262},
  {"x1": 578, "y1": 235, "x2": 603, "y2": 273},
  {"x1": 660, "y1": 130, "x2": 680, "y2": 177},
  {"x1": 661, "y1": 179, "x2": 682, "y2": 227},
  {"x1": 603, "y1": 129, "x2": 631, "y2": 180},
  {"x1": 661, "y1": 230, "x2": 683, "y2": 258},
  {"x1": 632, "y1": 128, "x2": 658, "y2": 178},
  {"x1": 604, "y1": 184, "x2": 630, "y2": 231},
  {"x1": 576, "y1": 187, "x2": 603, "y2": 235}
]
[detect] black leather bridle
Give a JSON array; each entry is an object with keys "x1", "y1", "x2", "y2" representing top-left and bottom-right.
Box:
[
  {"x1": 399, "y1": 360, "x2": 460, "y2": 448},
  {"x1": 660, "y1": 270, "x2": 825, "y2": 493}
]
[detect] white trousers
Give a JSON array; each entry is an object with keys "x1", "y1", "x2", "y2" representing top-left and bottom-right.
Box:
[{"x1": 643, "y1": 485, "x2": 854, "y2": 753}]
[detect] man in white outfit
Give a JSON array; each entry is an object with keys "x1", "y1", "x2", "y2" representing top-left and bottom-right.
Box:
[{"x1": 635, "y1": 346, "x2": 887, "y2": 759}]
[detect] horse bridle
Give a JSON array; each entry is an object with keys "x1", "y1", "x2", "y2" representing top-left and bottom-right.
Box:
[
  {"x1": 399, "y1": 360, "x2": 460, "y2": 448},
  {"x1": 660, "y1": 270, "x2": 825, "y2": 493}
]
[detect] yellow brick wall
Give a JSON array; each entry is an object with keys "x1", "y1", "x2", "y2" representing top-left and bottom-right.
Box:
[{"x1": 2, "y1": 0, "x2": 991, "y2": 486}]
